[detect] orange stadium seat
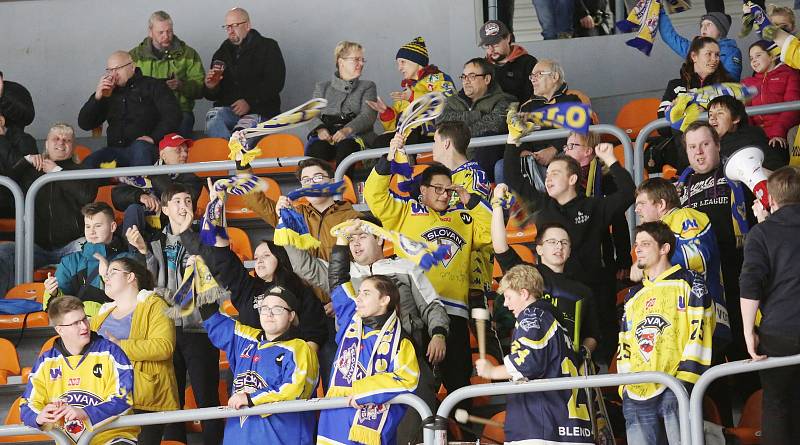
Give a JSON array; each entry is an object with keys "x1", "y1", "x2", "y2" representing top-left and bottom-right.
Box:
[
  {"x1": 505, "y1": 215, "x2": 536, "y2": 245},
  {"x1": 0, "y1": 339, "x2": 21, "y2": 383},
  {"x1": 481, "y1": 410, "x2": 506, "y2": 444},
  {"x1": 492, "y1": 244, "x2": 536, "y2": 278},
  {"x1": 73, "y1": 145, "x2": 92, "y2": 163},
  {"x1": 615, "y1": 98, "x2": 661, "y2": 140},
  {"x1": 95, "y1": 185, "x2": 124, "y2": 225},
  {"x1": 253, "y1": 133, "x2": 304, "y2": 174},
  {"x1": 415, "y1": 152, "x2": 434, "y2": 164},
  {"x1": 194, "y1": 186, "x2": 210, "y2": 220},
  {"x1": 222, "y1": 299, "x2": 239, "y2": 317},
  {"x1": 187, "y1": 138, "x2": 230, "y2": 177},
  {"x1": 342, "y1": 175, "x2": 358, "y2": 204},
  {"x1": 725, "y1": 390, "x2": 763, "y2": 445},
  {"x1": 0, "y1": 220, "x2": 14, "y2": 233},
  {"x1": 225, "y1": 177, "x2": 281, "y2": 220},
  {"x1": 0, "y1": 311, "x2": 49, "y2": 331},
  {"x1": 4, "y1": 282, "x2": 44, "y2": 302},
  {"x1": 0, "y1": 397, "x2": 51, "y2": 442},
  {"x1": 227, "y1": 227, "x2": 253, "y2": 261}
]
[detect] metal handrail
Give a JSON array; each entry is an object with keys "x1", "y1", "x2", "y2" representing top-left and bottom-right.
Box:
[
  {"x1": 632, "y1": 100, "x2": 800, "y2": 186},
  {"x1": 79, "y1": 394, "x2": 434, "y2": 445},
  {"x1": 689, "y1": 354, "x2": 800, "y2": 445},
  {"x1": 334, "y1": 124, "x2": 637, "y2": 237},
  {"x1": 0, "y1": 176, "x2": 25, "y2": 285},
  {"x1": 436, "y1": 371, "x2": 691, "y2": 445},
  {"x1": 22, "y1": 157, "x2": 306, "y2": 282},
  {"x1": 0, "y1": 423, "x2": 70, "y2": 445}
]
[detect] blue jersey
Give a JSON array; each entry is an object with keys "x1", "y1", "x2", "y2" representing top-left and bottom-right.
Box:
[
  {"x1": 318, "y1": 283, "x2": 419, "y2": 445},
  {"x1": 204, "y1": 312, "x2": 318, "y2": 445},
  {"x1": 504, "y1": 300, "x2": 594, "y2": 444}
]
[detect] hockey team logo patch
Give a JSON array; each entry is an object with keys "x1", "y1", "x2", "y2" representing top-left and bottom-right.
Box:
[
  {"x1": 421, "y1": 228, "x2": 466, "y2": 268},
  {"x1": 635, "y1": 315, "x2": 671, "y2": 362}
]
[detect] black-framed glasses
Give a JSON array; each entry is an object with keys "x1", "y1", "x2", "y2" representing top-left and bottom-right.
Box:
[
  {"x1": 422, "y1": 184, "x2": 450, "y2": 195},
  {"x1": 541, "y1": 239, "x2": 570, "y2": 248},
  {"x1": 299, "y1": 173, "x2": 330, "y2": 186},
  {"x1": 257, "y1": 305, "x2": 292, "y2": 316},
  {"x1": 221, "y1": 21, "x2": 248, "y2": 31},
  {"x1": 459, "y1": 73, "x2": 488, "y2": 82},
  {"x1": 105, "y1": 62, "x2": 132, "y2": 74},
  {"x1": 57, "y1": 316, "x2": 89, "y2": 328}
]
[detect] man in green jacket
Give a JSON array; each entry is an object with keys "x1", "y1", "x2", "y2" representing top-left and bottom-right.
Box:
[{"x1": 130, "y1": 10, "x2": 204, "y2": 136}]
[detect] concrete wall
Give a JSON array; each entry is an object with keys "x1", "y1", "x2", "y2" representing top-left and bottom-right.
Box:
[{"x1": 0, "y1": 0, "x2": 786, "y2": 140}]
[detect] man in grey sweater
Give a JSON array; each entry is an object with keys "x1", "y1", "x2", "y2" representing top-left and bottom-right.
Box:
[{"x1": 438, "y1": 57, "x2": 515, "y2": 182}]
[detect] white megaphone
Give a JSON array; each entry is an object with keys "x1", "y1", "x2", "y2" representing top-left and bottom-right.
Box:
[{"x1": 723, "y1": 146, "x2": 770, "y2": 210}]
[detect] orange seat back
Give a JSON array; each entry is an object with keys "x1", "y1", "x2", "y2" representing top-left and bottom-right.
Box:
[
  {"x1": 73, "y1": 145, "x2": 92, "y2": 163},
  {"x1": 0, "y1": 398, "x2": 51, "y2": 442},
  {"x1": 194, "y1": 186, "x2": 210, "y2": 220},
  {"x1": 0, "y1": 338, "x2": 21, "y2": 375},
  {"x1": 227, "y1": 227, "x2": 253, "y2": 261},
  {"x1": 342, "y1": 176, "x2": 358, "y2": 204},
  {"x1": 615, "y1": 98, "x2": 661, "y2": 140},
  {"x1": 95, "y1": 185, "x2": 124, "y2": 225},
  {"x1": 493, "y1": 244, "x2": 536, "y2": 278},
  {"x1": 5, "y1": 282, "x2": 44, "y2": 302},
  {"x1": 725, "y1": 390, "x2": 762, "y2": 445},
  {"x1": 254, "y1": 134, "x2": 304, "y2": 174},
  {"x1": 187, "y1": 138, "x2": 230, "y2": 177},
  {"x1": 225, "y1": 177, "x2": 281, "y2": 220},
  {"x1": 481, "y1": 410, "x2": 506, "y2": 444}
]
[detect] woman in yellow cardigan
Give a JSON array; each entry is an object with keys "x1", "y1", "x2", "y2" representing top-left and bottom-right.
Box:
[{"x1": 90, "y1": 256, "x2": 178, "y2": 445}]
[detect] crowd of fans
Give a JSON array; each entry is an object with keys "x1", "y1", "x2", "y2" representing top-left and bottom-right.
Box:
[{"x1": 2, "y1": 2, "x2": 800, "y2": 445}]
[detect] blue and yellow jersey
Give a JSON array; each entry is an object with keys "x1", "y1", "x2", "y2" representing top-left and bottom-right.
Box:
[
  {"x1": 204, "y1": 312, "x2": 318, "y2": 445},
  {"x1": 20, "y1": 333, "x2": 137, "y2": 445},
  {"x1": 503, "y1": 300, "x2": 594, "y2": 444},
  {"x1": 662, "y1": 207, "x2": 730, "y2": 342},
  {"x1": 365, "y1": 161, "x2": 492, "y2": 318},
  {"x1": 451, "y1": 161, "x2": 493, "y2": 293},
  {"x1": 617, "y1": 264, "x2": 715, "y2": 400},
  {"x1": 378, "y1": 69, "x2": 456, "y2": 136},
  {"x1": 318, "y1": 282, "x2": 419, "y2": 445}
]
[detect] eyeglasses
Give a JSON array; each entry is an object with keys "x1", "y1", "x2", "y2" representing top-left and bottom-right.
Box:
[
  {"x1": 299, "y1": 173, "x2": 331, "y2": 186},
  {"x1": 529, "y1": 71, "x2": 553, "y2": 80},
  {"x1": 105, "y1": 267, "x2": 131, "y2": 279},
  {"x1": 459, "y1": 73, "x2": 488, "y2": 82},
  {"x1": 57, "y1": 316, "x2": 89, "y2": 329},
  {"x1": 422, "y1": 184, "x2": 450, "y2": 195},
  {"x1": 563, "y1": 143, "x2": 587, "y2": 151},
  {"x1": 258, "y1": 305, "x2": 292, "y2": 316},
  {"x1": 541, "y1": 239, "x2": 571, "y2": 248},
  {"x1": 341, "y1": 57, "x2": 366, "y2": 64},
  {"x1": 105, "y1": 62, "x2": 132, "y2": 74},
  {"x1": 221, "y1": 21, "x2": 248, "y2": 31}
]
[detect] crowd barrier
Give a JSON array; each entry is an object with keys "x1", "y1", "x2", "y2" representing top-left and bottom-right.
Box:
[
  {"x1": 21, "y1": 157, "x2": 307, "y2": 282},
  {"x1": 433, "y1": 371, "x2": 691, "y2": 445},
  {"x1": 689, "y1": 354, "x2": 800, "y2": 445},
  {"x1": 0, "y1": 176, "x2": 25, "y2": 286},
  {"x1": 0, "y1": 423, "x2": 69, "y2": 444},
  {"x1": 632, "y1": 100, "x2": 800, "y2": 187},
  {"x1": 334, "y1": 124, "x2": 637, "y2": 238},
  {"x1": 78, "y1": 394, "x2": 433, "y2": 445}
]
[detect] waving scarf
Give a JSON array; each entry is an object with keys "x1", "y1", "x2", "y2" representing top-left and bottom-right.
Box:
[
  {"x1": 517, "y1": 102, "x2": 592, "y2": 136},
  {"x1": 272, "y1": 181, "x2": 346, "y2": 250},
  {"x1": 666, "y1": 83, "x2": 758, "y2": 131},
  {"x1": 228, "y1": 98, "x2": 328, "y2": 167},
  {"x1": 490, "y1": 189, "x2": 517, "y2": 210},
  {"x1": 396, "y1": 92, "x2": 446, "y2": 139},
  {"x1": 199, "y1": 174, "x2": 265, "y2": 246},
  {"x1": 617, "y1": 0, "x2": 691, "y2": 55},
  {"x1": 330, "y1": 220, "x2": 449, "y2": 271},
  {"x1": 328, "y1": 281, "x2": 404, "y2": 445},
  {"x1": 740, "y1": 2, "x2": 772, "y2": 38},
  {"x1": 286, "y1": 180, "x2": 346, "y2": 201},
  {"x1": 165, "y1": 256, "x2": 228, "y2": 320}
]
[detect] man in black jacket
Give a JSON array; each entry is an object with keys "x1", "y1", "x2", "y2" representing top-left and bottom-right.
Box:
[
  {"x1": 0, "y1": 111, "x2": 37, "y2": 218},
  {"x1": 479, "y1": 20, "x2": 538, "y2": 104},
  {"x1": 0, "y1": 72, "x2": 35, "y2": 130},
  {"x1": 78, "y1": 51, "x2": 181, "y2": 168},
  {"x1": 0, "y1": 124, "x2": 98, "y2": 294},
  {"x1": 504, "y1": 138, "x2": 634, "y2": 361},
  {"x1": 203, "y1": 7, "x2": 285, "y2": 139},
  {"x1": 740, "y1": 166, "x2": 800, "y2": 444}
]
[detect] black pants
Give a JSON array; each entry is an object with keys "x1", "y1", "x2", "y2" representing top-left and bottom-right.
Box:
[
  {"x1": 704, "y1": 0, "x2": 764, "y2": 12},
  {"x1": 442, "y1": 315, "x2": 475, "y2": 440},
  {"x1": 162, "y1": 329, "x2": 224, "y2": 445},
  {"x1": 471, "y1": 145, "x2": 504, "y2": 184},
  {"x1": 305, "y1": 139, "x2": 362, "y2": 169},
  {"x1": 134, "y1": 410, "x2": 165, "y2": 445},
  {"x1": 759, "y1": 333, "x2": 800, "y2": 445}
]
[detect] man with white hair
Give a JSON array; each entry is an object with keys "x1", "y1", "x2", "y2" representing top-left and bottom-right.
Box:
[
  {"x1": 130, "y1": 11, "x2": 205, "y2": 136},
  {"x1": 204, "y1": 7, "x2": 285, "y2": 139}
]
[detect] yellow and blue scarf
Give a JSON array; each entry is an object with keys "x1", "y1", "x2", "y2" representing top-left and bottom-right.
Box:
[
  {"x1": 515, "y1": 102, "x2": 593, "y2": 136},
  {"x1": 740, "y1": 2, "x2": 772, "y2": 38},
  {"x1": 618, "y1": 0, "x2": 691, "y2": 55},
  {"x1": 165, "y1": 256, "x2": 228, "y2": 319},
  {"x1": 396, "y1": 92, "x2": 446, "y2": 139},
  {"x1": 331, "y1": 220, "x2": 449, "y2": 271},
  {"x1": 200, "y1": 174, "x2": 265, "y2": 246},
  {"x1": 490, "y1": 189, "x2": 517, "y2": 210},
  {"x1": 388, "y1": 145, "x2": 416, "y2": 193},
  {"x1": 273, "y1": 181, "x2": 346, "y2": 251},
  {"x1": 328, "y1": 282, "x2": 404, "y2": 445},
  {"x1": 666, "y1": 83, "x2": 758, "y2": 132},
  {"x1": 228, "y1": 98, "x2": 328, "y2": 167}
]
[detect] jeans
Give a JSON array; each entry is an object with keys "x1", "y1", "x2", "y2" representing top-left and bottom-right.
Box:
[
  {"x1": 531, "y1": 0, "x2": 574, "y2": 39},
  {"x1": 494, "y1": 159, "x2": 505, "y2": 185},
  {"x1": 205, "y1": 106, "x2": 261, "y2": 139},
  {"x1": 82, "y1": 141, "x2": 156, "y2": 168},
  {"x1": 178, "y1": 111, "x2": 195, "y2": 137},
  {"x1": 0, "y1": 239, "x2": 83, "y2": 296},
  {"x1": 759, "y1": 332, "x2": 800, "y2": 444},
  {"x1": 623, "y1": 390, "x2": 682, "y2": 445}
]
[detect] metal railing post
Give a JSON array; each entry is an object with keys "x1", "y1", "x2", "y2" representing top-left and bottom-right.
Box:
[
  {"x1": 0, "y1": 176, "x2": 25, "y2": 285},
  {"x1": 437, "y1": 371, "x2": 691, "y2": 445},
  {"x1": 0, "y1": 424, "x2": 71, "y2": 445},
  {"x1": 335, "y1": 124, "x2": 636, "y2": 239},
  {"x1": 78, "y1": 394, "x2": 433, "y2": 445},
  {"x1": 690, "y1": 354, "x2": 800, "y2": 445},
  {"x1": 22, "y1": 157, "x2": 307, "y2": 282}
]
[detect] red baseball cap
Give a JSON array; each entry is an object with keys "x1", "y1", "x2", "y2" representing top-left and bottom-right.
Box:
[{"x1": 158, "y1": 133, "x2": 193, "y2": 152}]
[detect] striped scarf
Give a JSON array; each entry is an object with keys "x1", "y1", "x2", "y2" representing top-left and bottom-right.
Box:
[
  {"x1": 666, "y1": 83, "x2": 758, "y2": 131},
  {"x1": 273, "y1": 181, "x2": 347, "y2": 251},
  {"x1": 165, "y1": 256, "x2": 228, "y2": 320},
  {"x1": 199, "y1": 174, "x2": 265, "y2": 246}
]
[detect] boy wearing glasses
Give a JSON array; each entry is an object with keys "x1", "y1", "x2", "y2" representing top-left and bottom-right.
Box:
[
  {"x1": 21, "y1": 295, "x2": 138, "y2": 445},
  {"x1": 44, "y1": 203, "x2": 137, "y2": 317},
  {"x1": 199, "y1": 286, "x2": 319, "y2": 445},
  {"x1": 241, "y1": 158, "x2": 361, "y2": 262}
]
